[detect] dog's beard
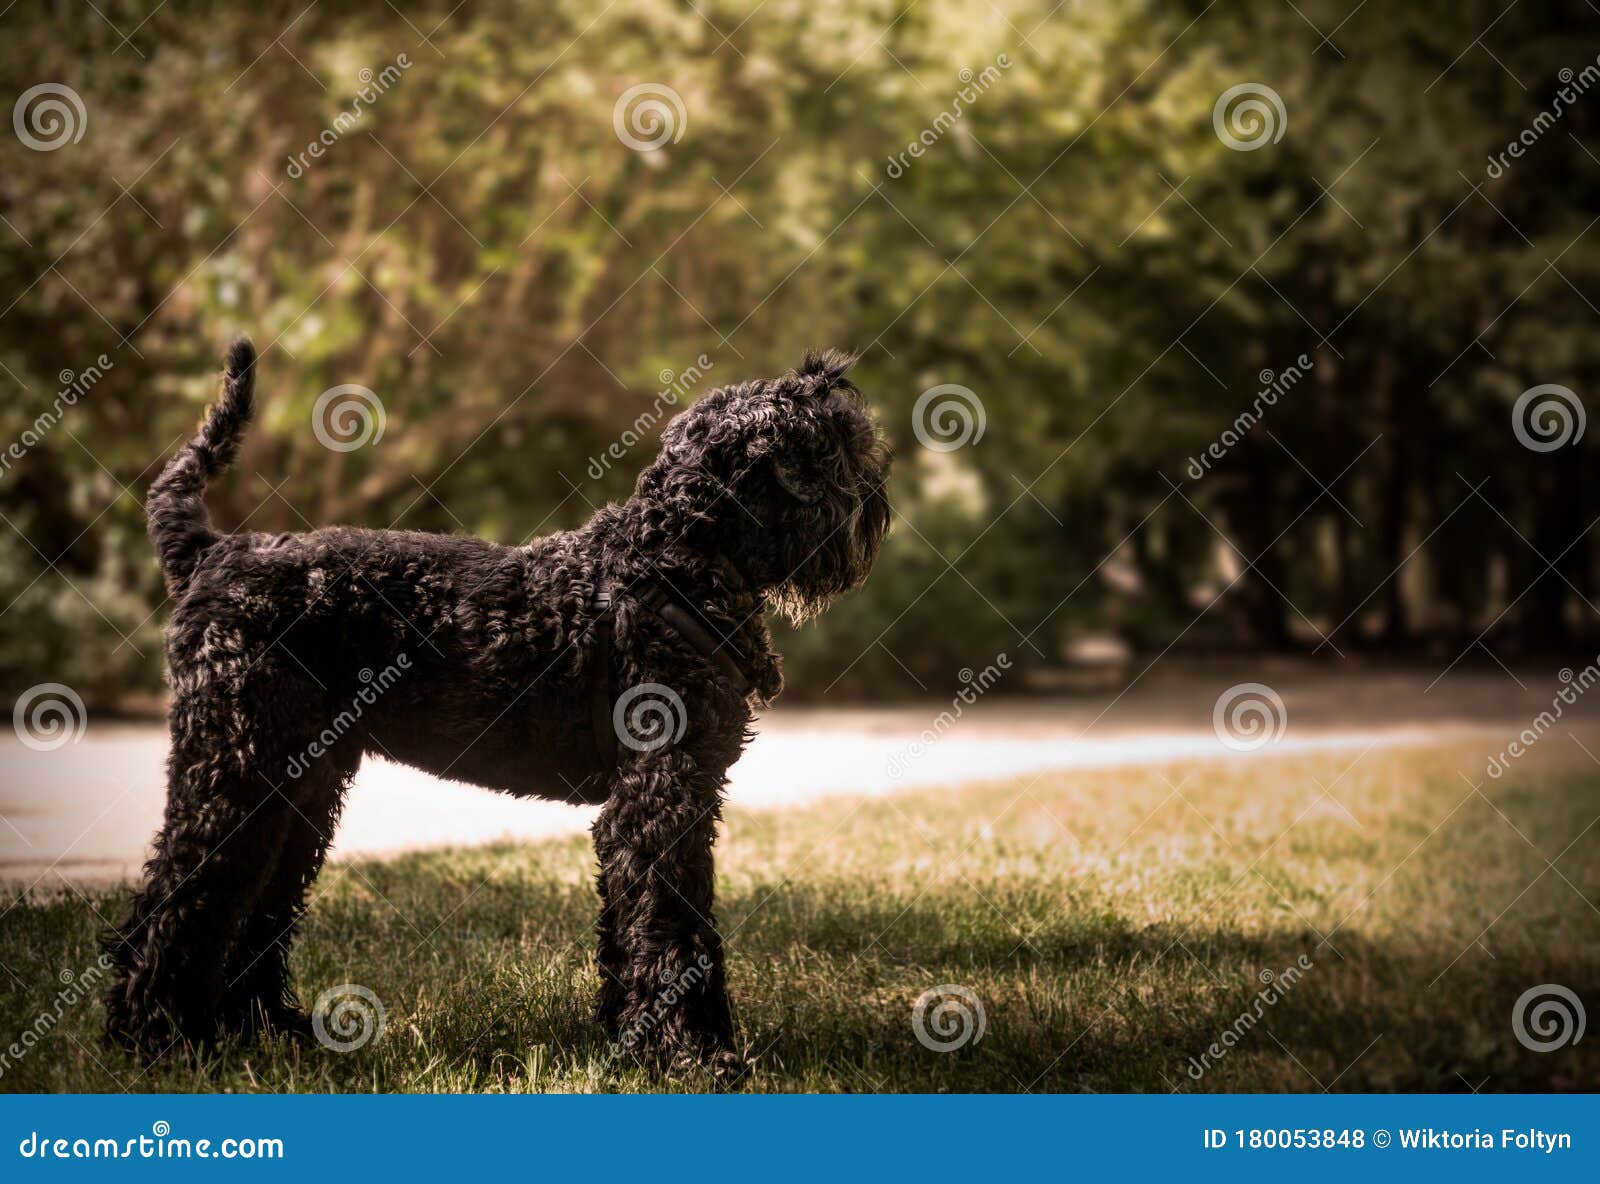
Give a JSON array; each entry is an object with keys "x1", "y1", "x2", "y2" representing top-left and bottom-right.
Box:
[{"x1": 769, "y1": 471, "x2": 889, "y2": 625}]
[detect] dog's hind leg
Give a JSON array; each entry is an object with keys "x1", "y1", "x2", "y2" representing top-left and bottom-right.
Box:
[
  {"x1": 223, "y1": 743, "x2": 359, "y2": 1041},
  {"x1": 593, "y1": 860, "x2": 629, "y2": 1031},
  {"x1": 104, "y1": 664, "x2": 318, "y2": 1058},
  {"x1": 591, "y1": 748, "x2": 737, "y2": 1067}
]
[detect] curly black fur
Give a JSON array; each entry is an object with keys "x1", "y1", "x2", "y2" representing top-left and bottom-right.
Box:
[{"x1": 103, "y1": 341, "x2": 891, "y2": 1070}]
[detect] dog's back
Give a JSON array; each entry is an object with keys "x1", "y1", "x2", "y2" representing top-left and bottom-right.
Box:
[{"x1": 111, "y1": 340, "x2": 887, "y2": 1068}]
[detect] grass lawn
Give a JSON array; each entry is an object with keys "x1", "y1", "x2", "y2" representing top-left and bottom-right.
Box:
[{"x1": 3, "y1": 733, "x2": 1598, "y2": 1092}]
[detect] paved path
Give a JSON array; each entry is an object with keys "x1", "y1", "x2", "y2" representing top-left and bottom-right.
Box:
[{"x1": 2, "y1": 664, "x2": 1588, "y2": 886}]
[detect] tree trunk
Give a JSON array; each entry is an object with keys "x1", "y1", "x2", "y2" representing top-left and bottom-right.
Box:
[{"x1": 1375, "y1": 351, "x2": 1411, "y2": 646}]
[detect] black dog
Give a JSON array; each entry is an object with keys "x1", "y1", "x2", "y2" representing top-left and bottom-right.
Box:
[{"x1": 104, "y1": 340, "x2": 890, "y2": 1070}]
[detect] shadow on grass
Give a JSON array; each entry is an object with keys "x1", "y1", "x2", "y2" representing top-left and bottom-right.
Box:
[
  {"x1": 3, "y1": 872, "x2": 1596, "y2": 1093},
  {"x1": 711, "y1": 882, "x2": 1599, "y2": 1093}
]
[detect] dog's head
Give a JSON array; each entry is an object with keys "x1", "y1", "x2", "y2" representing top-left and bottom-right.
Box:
[{"x1": 634, "y1": 350, "x2": 891, "y2": 621}]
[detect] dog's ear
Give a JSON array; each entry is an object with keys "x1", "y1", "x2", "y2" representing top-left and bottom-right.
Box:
[
  {"x1": 770, "y1": 446, "x2": 824, "y2": 504},
  {"x1": 744, "y1": 426, "x2": 824, "y2": 504},
  {"x1": 799, "y1": 348, "x2": 857, "y2": 393}
]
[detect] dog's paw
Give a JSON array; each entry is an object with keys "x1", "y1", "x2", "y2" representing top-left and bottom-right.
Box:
[
  {"x1": 593, "y1": 987, "x2": 626, "y2": 1035},
  {"x1": 238, "y1": 1001, "x2": 314, "y2": 1044},
  {"x1": 265, "y1": 1008, "x2": 315, "y2": 1043},
  {"x1": 707, "y1": 1046, "x2": 750, "y2": 1085},
  {"x1": 660, "y1": 1038, "x2": 749, "y2": 1087}
]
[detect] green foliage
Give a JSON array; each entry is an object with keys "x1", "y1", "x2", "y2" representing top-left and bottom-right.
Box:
[
  {"x1": 776, "y1": 484, "x2": 1076, "y2": 698},
  {"x1": 1, "y1": 0, "x2": 1595, "y2": 701},
  {"x1": 0, "y1": 530, "x2": 161, "y2": 701}
]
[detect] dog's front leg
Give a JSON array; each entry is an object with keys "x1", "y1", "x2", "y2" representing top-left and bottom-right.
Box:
[{"x1": 591, "y1": 748, "x2": 737, "y2": 1069}]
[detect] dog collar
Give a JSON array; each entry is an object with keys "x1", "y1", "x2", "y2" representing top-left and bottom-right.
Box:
[
  {"x1": 635, "y1": 583, "x2": 754, "y2": 697},
  {"x1": 587, "y1": 582, "x2": 757, "y2": 770},
  {"x1": 589, "y1": 584, "x2": 754, "y2": 698}
]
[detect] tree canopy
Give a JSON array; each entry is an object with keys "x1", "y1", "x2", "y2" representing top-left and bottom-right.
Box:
[{"x1": 1, "y1": 0, "x2": 1593, "y2": 703}]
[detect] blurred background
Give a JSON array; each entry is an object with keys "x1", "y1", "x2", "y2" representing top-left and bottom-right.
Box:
[
  {"x1": 1, "y1": 0, "x2": 1594, "y2": 710},
  {"x1": 3, "y1": 0, "x2": 1600, "y2": 1095}
]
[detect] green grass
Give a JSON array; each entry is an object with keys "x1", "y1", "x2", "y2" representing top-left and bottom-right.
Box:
[{"x1": 3, "y1": 734, "x2": 1598, "y2": 1092}]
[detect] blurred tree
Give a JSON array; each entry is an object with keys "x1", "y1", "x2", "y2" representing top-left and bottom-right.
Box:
[{"x1": 0, "y1": 0, "x2": 1594, "y2": 704}]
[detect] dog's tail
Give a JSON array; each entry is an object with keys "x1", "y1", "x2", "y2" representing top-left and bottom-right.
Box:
[{"x1": 146, "y1": 337, "x2": 255, "y2": 594}]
